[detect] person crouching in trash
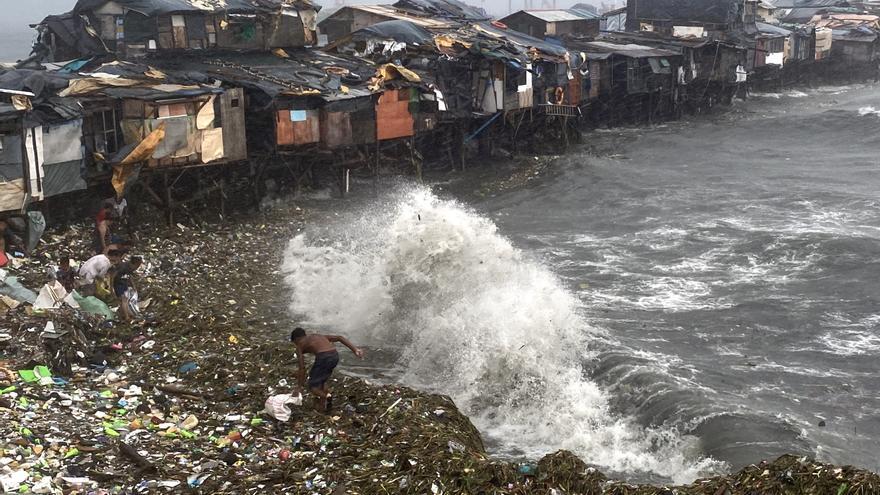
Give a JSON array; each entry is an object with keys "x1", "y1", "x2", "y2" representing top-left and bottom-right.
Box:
[{"x1": 291, "y1": 327, "x2": 364, "y2": 412}]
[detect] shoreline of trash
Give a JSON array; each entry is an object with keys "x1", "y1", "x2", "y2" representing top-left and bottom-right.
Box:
[{"x1": 2, "y1": 196, "x2": 880, "y2": 494}]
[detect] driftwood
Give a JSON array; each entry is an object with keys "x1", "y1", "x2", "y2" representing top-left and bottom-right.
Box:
[
  {"x1": 117, "y1": 441, "x2": 156, "y2": 473},
  {"x1": 154, "y1": 384, "x2": 206, "y2": 401}
]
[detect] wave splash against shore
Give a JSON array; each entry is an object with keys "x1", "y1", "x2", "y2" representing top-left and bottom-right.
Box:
[{"x1": 282, "y1": 188, "x2": 723, "y2": 483}]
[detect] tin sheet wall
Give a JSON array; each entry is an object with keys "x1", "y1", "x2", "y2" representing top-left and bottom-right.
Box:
[{"x1": 376, "y1": 89, "x2": 414, "y2": 141}]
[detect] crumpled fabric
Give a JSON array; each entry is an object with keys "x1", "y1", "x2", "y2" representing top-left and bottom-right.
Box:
[{"x1": 263, "y1": 393, "x2": 303, "y2": 422}]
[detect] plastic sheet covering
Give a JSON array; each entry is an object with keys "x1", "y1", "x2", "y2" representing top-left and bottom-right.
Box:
[
  {"x1": 149, "y1": 117, "x2": 191, "y2": 158},
  {"x1": 352, "y1": 20, "x2": 433, "y2": 44},
  {"x1": 70, "y1": 291, "x2": 115, "y2": 320},
  {"x1": 26, "y1": 211, "x2": 46, "y2": 253},
  {"x1": 41, "y1": 120, "x2": 86, "y2": 198},
  {"x1": 74, "y1": 0, "x2": 320, "y2": 16},
  {"x1": 112, "y1": 122, "x2": 165, "y2": 196},
  {"x1": 200, "y1": 128, "x2": 224, "y2": 162},
  {"x1": 393, "y1": 0, "x2": 488, "y2": 20},
  {"x1": 58, "y1": 77, "x2": 142, "y2": 97},
  {"x1": 0, "y1": 276, "x2": 37, "y2": 304},
  {"x1": 263, "y1": 394, "x2": 303, "y2": 422},
  {"x1": 33, "y1": 280, "x2": 79, "y2": 310},
  {"x1": 0, "y1": 136, "x2": 23, "y2": 170},
  {"x1": 196, "y1": 96, "x2": 216, "y2": 130}
]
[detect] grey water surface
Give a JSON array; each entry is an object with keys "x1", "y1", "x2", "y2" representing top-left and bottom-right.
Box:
[{"x1": 479, "y1": 84, "x2": 880, "y2": 474}]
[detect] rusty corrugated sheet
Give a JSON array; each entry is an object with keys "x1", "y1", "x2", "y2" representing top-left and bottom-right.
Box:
[
  {"x1": 568, "y1": 72, "x2": 582, "y2": 105},
  {"x1": 276, "y1": 109, "x2": 320, "y2": 146},
  {"x1": 376, "y1": 89, "x2": 414, "y2": 141},
  {"x1": 320, "y1": 111, "x2": 353, "y2": 148}
]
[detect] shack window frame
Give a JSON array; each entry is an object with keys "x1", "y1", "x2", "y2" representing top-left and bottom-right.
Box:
[{"x1": 95, "y1": 107, "x2": 120, "y2": 155}]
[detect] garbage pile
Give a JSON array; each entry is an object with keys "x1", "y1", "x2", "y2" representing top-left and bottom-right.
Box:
[{"x1": 2, "y1": 202, "x2": 880, "y2": 494}]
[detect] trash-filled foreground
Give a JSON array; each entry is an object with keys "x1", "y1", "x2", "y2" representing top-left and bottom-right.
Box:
[{"x1": 1, "y1": 204, "x2": 879, "y2": 494}]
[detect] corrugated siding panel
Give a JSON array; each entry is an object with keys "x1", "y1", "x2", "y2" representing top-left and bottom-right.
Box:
[
  {"x1": 568, "y1": 72, "x2": 583, "y2": 105},
  {"x1": 276, "y1": 109, "x2": 320, "y2": 146},
  {"x1": 376, "y1": 89, "x2": 414, "y2": 141}
]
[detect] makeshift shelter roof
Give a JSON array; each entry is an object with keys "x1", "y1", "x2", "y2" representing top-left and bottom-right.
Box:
[
  {"x1": 511, "y1": 9, "x2": 600, "y2": 22},
  {"x1": 577, "y1": 31, "x2": 743, "y2": 54},
  {"x1": 351, "y1": 20, "x2": 435, "y2": 45},
  {"x1": 471, "y1": 21, "x2": 569, "y2": 59},
  {"x1": 627, "y1": 0, "x2": 742, "y2": 25},
  {"x1": 831, "y1": 27, "x2": 879, "y2": 40},
  {"x1": 37, "y1": 13, "x2": 109, "y2": 57},
  {"x1": 811, "y1": 12, "x2": 880, "y2": 28},
  {"x1": 151, "y1": 49, "x2": 405, "y2": 107},
  {"x1": 568, "y1": 40, "x2": 680, "y2": 58},
  {"x1": 770, "y1": 0, "x2": 848, "y2": 7},
  {"x1": 392, "y1": 0, "x2": 489, "y2": 21},
  {"x1": 757, "y1": 21, "x2": 792, "y2": 36},
  {"x1": 72, "y1": 0, "x2": 319, "y2": 15},
  {"x1": 0, "y1": 69, "x2": 77, "y2": 100},
  {"x1": 333, "y1": 5, "x2": 459, "y2": 30},
  {"x1": 0, "y1": 103, "x2": 22, "y2": 120}
]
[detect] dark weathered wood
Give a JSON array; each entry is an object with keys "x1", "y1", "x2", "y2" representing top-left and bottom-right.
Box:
[
  {"x1": 221, "y1": 88, "x2": 247, "y2": 161},
  {"x1": 117, "y1": 441, "x2": 155, "y2": 472}
]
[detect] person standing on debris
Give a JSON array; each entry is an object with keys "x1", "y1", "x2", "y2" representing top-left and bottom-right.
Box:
[
  {"x1": 291, "y1": 327, "x2": 364, "y2": 412},
  {"x1": 94, "y1": 202, "x2": 115, "y2": 255},
  {"x1": 94, "y1": 201, "x2": 132, "y2": 255},
  {"x1": 105, "y1": 194, "x2": 132, "y2": 238},
  {"x1": 113, "y1": 255, "x2": 142, "y2": 322},
  {"x1": 77, "y1": 249, "x2": 122, "y2": 296}
]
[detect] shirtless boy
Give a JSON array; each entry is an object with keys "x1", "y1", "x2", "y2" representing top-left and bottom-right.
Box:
[{"x1": 291, "y1": 327, "x2": 364, "y2": 411}]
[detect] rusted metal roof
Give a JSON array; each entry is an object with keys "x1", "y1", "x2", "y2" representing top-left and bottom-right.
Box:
[
  {"x1": 571, "y1": 40, "x2": 680, "y2": 58},
  {"x1": 343, "y1": 5, "x2": 459, "y2": 30},
  {"x1": 514, "y1": 9, "x2": 599, "y2": 22},
  {"x1": 73, "y1": 0, "x2": 317, "y2": 16}
]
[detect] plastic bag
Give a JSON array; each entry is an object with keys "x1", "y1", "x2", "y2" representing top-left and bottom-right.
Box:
[
  {"x1": 71, "y1": 291, "x2": 115, "y2": 320},
  {"x1": 95, "y1": 277, "x2": 112, "y2": 301},
  {"x1": 263, "y1": 393, "x2": 303, "y2": 422},
  {"x1": 0, "y1": 276, "x2": 37, "y2": 304}
]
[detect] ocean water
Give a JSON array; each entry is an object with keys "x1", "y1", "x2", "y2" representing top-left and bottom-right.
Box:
[{"x1": 282, "y1": 83, "x2": 880, "y2": 484}]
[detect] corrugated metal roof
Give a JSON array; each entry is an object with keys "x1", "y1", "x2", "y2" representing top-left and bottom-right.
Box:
[
  {"x1": 757, "y1": 21, "x2": 792, "y2": 36},
  {"x1": 347, "y1": 5, "x2": 458, "y2": 29},
  {"x1": 517, "y1": 9, "x2": 597, "y2": 22},
  {"x1": 573, "y1": 40, "x2": 680, "y2": 58}
]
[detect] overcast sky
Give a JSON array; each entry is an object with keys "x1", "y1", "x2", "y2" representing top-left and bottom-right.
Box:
[{"x1": 2, "y1": 0, "x2": 76, "y2": 29}]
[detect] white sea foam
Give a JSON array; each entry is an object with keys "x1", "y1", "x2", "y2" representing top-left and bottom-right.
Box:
[
  {"x1": 858, "y1": 106, "x2": 880, "y2": 117},
  {"x1": 752, "y1": 90, "x2": 809, "y2": 99},
  {"x1": 282, "y1": 187, "x2": 723, "y2": 483},
  {"x1": 818, "y1": 330, "x2": 880, "y2": 356}
]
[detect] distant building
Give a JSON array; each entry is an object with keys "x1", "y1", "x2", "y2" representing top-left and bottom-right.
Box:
[
  {"x1": 34, "y1": 0, "x2": 321, "y2": 61},
  {"x1": 625, "y1": 0, "x2": 758, "y2": 41},
  {"x1": 318, "y1": 0, "x2": 487, "y2": 42},
  {"x1": 601, "y1": 6, "x2": 627, "y2": 31},
  {"x1": 499, "y1": 9, "x2": 601, "y2": 38},
  {"x1": 319, "y1": 5, "x2": 458, "y2": 42}
]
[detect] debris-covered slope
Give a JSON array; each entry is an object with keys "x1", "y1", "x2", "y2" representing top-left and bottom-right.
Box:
[{"x1": 1, "y1": 203, "x2": 879, "y2": 494}]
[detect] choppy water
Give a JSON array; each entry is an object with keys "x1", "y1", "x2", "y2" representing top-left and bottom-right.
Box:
[{"x1": 283, "y1": 83, "x2": 880, "y2": 484}]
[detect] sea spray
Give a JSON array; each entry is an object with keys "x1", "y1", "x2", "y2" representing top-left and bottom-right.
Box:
[{"x1": 282, "y1": 187, "x2": 723, "y2": 483}]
